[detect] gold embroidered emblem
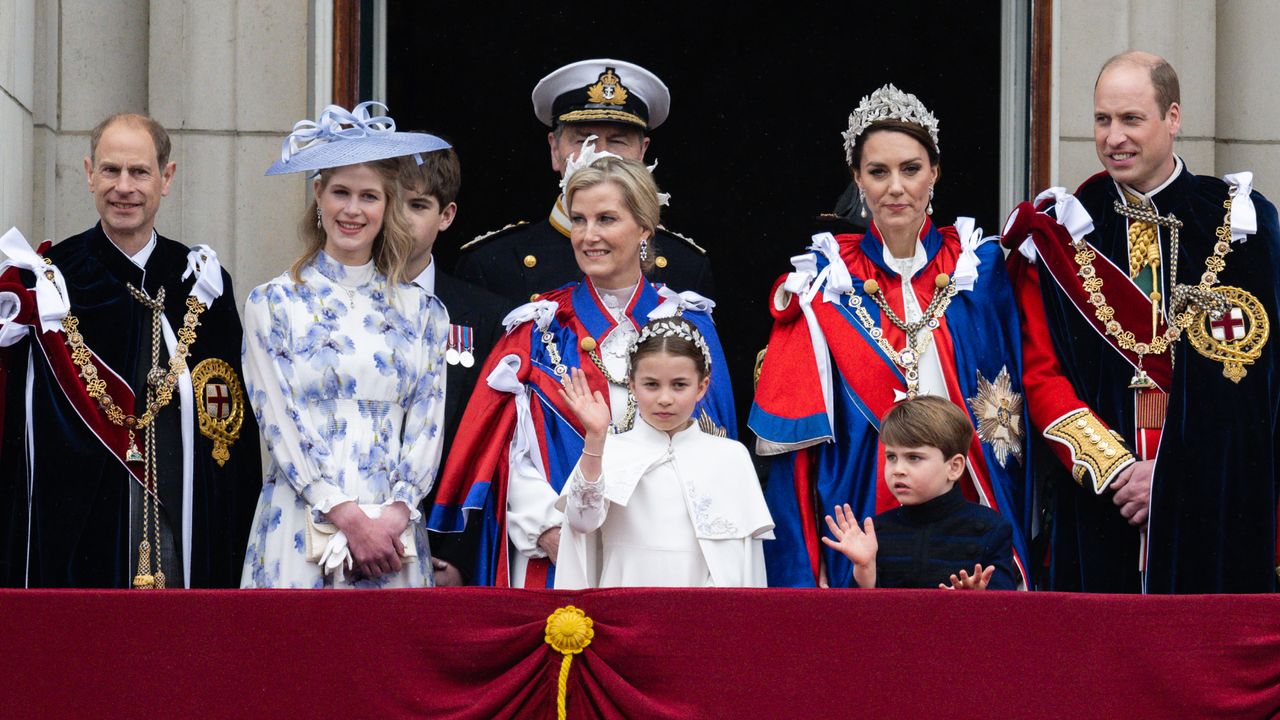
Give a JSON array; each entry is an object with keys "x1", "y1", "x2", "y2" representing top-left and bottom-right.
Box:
[
  {"x1": 1044, "y1": 409, "x2": 1135, "y2": 494},
  {"x1": 966, "y1": 366, "x2": 1024, "y2": 468},
  {"x1": 585, "y1": 68, "x2": 629, "y2": 106},
  {"x1": 1186, "y1": 285, "x2": 1269, "y2": 383},
  {"x1": 191, "y1": 358, "x2": 245, "y2": 466}
]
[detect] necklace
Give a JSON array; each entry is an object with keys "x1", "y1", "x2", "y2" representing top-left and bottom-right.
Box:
[
  {"x1": 583, "y1": 344, "x2": 637, "y2": 432},
  {"x1": 845, "y1": 272, "x2": 957, "y2": 399},
  {"x1": 1071, "y1": 199, "x2": 1232, "y2": 387},
  {"x1": 539, "y1": 330, "x2": 637, "y2": 433}
]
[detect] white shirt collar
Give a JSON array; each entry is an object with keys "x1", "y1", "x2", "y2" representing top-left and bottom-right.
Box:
[
  {"x1": 881, "y1": 239, "x2": 927, "y2": 279},
  {"x1": 104, "y1": 228, "x2": 158, "y2": 268},
  {"x1": 1120, "y1": 155, "x2": 1184, "y2": 204},
  {"x1": 411, "y1": 257, "x2": 437, "y2": 297}
]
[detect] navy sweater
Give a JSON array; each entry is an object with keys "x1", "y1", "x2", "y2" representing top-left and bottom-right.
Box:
[{"x1": 856, "y1": 484, "x2": 1016, "y2": 590}]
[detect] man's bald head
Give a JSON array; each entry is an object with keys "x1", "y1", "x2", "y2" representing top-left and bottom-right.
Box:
[{"x1": 1096, "y1": 51, "x2": 1180, "y2": 119}]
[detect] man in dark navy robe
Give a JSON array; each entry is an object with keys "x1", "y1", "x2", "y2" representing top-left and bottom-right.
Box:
[
  {"x1": 0, "y1": 113, "x2": 260, "y2": 588},
  {"x1": 1003, "y1": 52, "x2": 1280, "y2": 593},
  {"x1": 454, "y1": 59, "x2": 715, "y2": 307}
]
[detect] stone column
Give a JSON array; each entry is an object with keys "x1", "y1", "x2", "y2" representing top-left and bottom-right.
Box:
[
  {"x1": 1215, "y1": 0, "x2": 1280, "y2": 192},
  {"x1": 149, "y1": 0, "x2": 310, "y2": 306},
  {"x1": 1054, "y1": 0, "x2": 1216, "y2": 187},
  {"x1": 47, "y1": 0, "x2": 152, "y2": 241},
  {"x1": 0, "y1": 0, "x2": 36, "y2": 234}
]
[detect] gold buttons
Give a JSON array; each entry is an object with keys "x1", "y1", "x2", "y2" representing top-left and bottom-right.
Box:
[
  {"x1": 862, "y1": 279, "x2": 880, "y2": 295},
  {"x1": 655, "y1": 256, "x2": 668, "y2": 268},
  {"x1": 530, "y1": 293, "x2": 540, "y2": 301},
  {"x1": 579, "y1": 337, "x2": 598, "y2": 352},
  {"x1": 935, "y1": 273, "x2": 950, "y2": 289},
  {"x1": 523, "y1": 255, "x2": 537, "y2": 268}
]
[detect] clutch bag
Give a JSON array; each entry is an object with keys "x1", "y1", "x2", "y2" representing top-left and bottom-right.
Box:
[{"x1": 303, "y1": 504, "x2": 417, "y2": 563}]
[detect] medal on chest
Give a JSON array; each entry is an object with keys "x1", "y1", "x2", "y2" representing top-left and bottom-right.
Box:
[
  {"x1": 1185, "y1": 283, "x2": 1269, "y2": 382},
  {"x1": 446, "y1": 324, "x2": 475, "y2": 367}
]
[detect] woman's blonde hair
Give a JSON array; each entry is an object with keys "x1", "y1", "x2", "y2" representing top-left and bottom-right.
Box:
[
  {"x1": 291, "y1": 158, "x2": 416, "y2": 287},
  {"x1": 564, "y1": 156, "x2": 662, "y2": 274}
]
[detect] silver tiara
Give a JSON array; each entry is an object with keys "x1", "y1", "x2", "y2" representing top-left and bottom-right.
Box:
[
  {"x1": 627, "y1": 319, "x2": 713, "y2": 372},
  {"x1": 841, "y1": 84, "x2": 940, "y2": 166}
]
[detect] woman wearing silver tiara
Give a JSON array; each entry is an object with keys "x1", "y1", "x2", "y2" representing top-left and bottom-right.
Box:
[
  {"x1": 750, "y1": 85, "x2": 1034, "y2": 589},
  {"x1": 240, "y1": 103, "x2": 451, "y2": 588},
  {"x1": 428, "y1": 141, "x2": 738, "y2": 588}
]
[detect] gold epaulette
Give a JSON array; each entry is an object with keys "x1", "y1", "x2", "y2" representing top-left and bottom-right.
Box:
[
  {"x1": 459, "y1": 221, "x2": 529, "y2": 251},
  {"x1": 656, "y1": 226, "x2": 707, "y2": 255},
  {"x1": 1044, "y1": 409, "x2": 1136, "y2": 494}
]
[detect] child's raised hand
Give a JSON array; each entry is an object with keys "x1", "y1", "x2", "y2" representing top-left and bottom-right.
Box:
[
  {"x1": 820, "y1": 503, "x2": 877, "y2": 568},
  {"x1": 939, "y1": 563, "x2": 995, "y2": 591},
  {"x1": 558, "y1": 367, "x2": 611, "y2": 437}
]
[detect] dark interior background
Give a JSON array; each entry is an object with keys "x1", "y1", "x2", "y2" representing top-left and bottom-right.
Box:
[{"x1": 386, "y1": 2, "x2": 1011, "y2": 432}]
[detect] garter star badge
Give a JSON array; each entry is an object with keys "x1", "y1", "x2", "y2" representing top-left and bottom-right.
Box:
[
  {"x1": 586, "y1": 68, "x2": 629, "y2": 106},
  {"x1": 192, "y1": 358, "x2": 245, "y2": 466},
  {"x1": 1186, "y1": 286, "x2": 1268, "y2": 383},
  {"x1": 967, "y1": 366, "x2": 1024, "y2": 468}
]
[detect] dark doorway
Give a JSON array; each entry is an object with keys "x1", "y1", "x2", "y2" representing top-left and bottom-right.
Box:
[{"x1": 386, "y1": 2, "x2": 1009, "y2": 430}]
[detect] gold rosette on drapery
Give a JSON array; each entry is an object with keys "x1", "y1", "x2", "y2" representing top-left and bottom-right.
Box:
[{"x1": 545, "y1": 605, "x2": 595, "y2": 719}]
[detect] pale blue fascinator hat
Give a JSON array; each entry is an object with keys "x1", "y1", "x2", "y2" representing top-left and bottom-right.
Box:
[{"x1": 265, "y1": 101, "x2": 450, "y2": 176}]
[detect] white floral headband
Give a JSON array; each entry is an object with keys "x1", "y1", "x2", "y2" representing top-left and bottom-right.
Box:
[{"x1": 627, "y1": 319, "x2": 713, "y2": 372}]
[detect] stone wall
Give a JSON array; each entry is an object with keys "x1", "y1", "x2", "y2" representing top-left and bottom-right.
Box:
[
  {"x1": 1054, "y1": 0, "x2": 1280, "y2": 194},
  {"x1": 0, "y1": 0, "x2": 309, "y2": 308}
]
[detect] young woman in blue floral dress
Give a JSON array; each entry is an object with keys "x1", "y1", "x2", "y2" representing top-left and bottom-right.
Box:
[{"x1": 240, "y1": 104, "x2": 451, "y2": 588}]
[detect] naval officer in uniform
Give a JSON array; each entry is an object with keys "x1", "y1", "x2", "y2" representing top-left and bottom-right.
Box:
[{"x1": 454, "y1": 58, "x2": 715, "y2": 305}]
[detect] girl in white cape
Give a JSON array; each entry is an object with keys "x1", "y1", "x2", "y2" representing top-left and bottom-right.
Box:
[{"x1": 553, "y1": 317, "x2": 774, "y2": 588}]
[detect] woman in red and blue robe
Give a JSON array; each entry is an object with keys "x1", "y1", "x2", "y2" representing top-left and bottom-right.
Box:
[
  {"x1": 751, "y1": 91, "x2": 1032, "y2": 589},
  {"x1": 427, "y1": 153, "x2": 736, "y2": 587}
]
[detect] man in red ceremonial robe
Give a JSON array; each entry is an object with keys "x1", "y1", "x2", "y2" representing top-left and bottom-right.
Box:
[
  {"x1": 1003, "y1": 52, "x2": 1280, "y2": 593},
  {"x1": 0, "y1": 113, "x2": 260, "y2": 588}
]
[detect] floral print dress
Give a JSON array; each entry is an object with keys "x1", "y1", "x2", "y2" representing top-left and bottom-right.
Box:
[{"x1": 240, "y1": 252, "x2": 447, "y2": 588}]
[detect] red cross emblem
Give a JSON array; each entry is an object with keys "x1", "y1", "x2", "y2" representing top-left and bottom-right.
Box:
[
  {"x1": 205, "y1": 383, "x2": 232, "y2": 419},
  {"x1": 1210, "y1": 307, "x2": 1246, "y2": 342}
]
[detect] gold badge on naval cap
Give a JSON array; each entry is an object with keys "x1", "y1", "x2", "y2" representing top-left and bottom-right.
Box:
[
  {"x1": 192, "y1": 358, "x2": 245, "y2": 465},
  {"x1": 586, "y1": 67, "x2": 629, "y2": 106}
]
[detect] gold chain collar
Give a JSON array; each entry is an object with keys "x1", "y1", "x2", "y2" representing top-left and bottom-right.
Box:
[
  {"x1": 62, "y1": 292, "x2": 207, "y2": 431},
  {"x1": 1071, "y1": 197, "x2": 1233, "y2": 385},
  {"x1": 844, "y1": 272, "x2": 958, "y2": 399}
]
